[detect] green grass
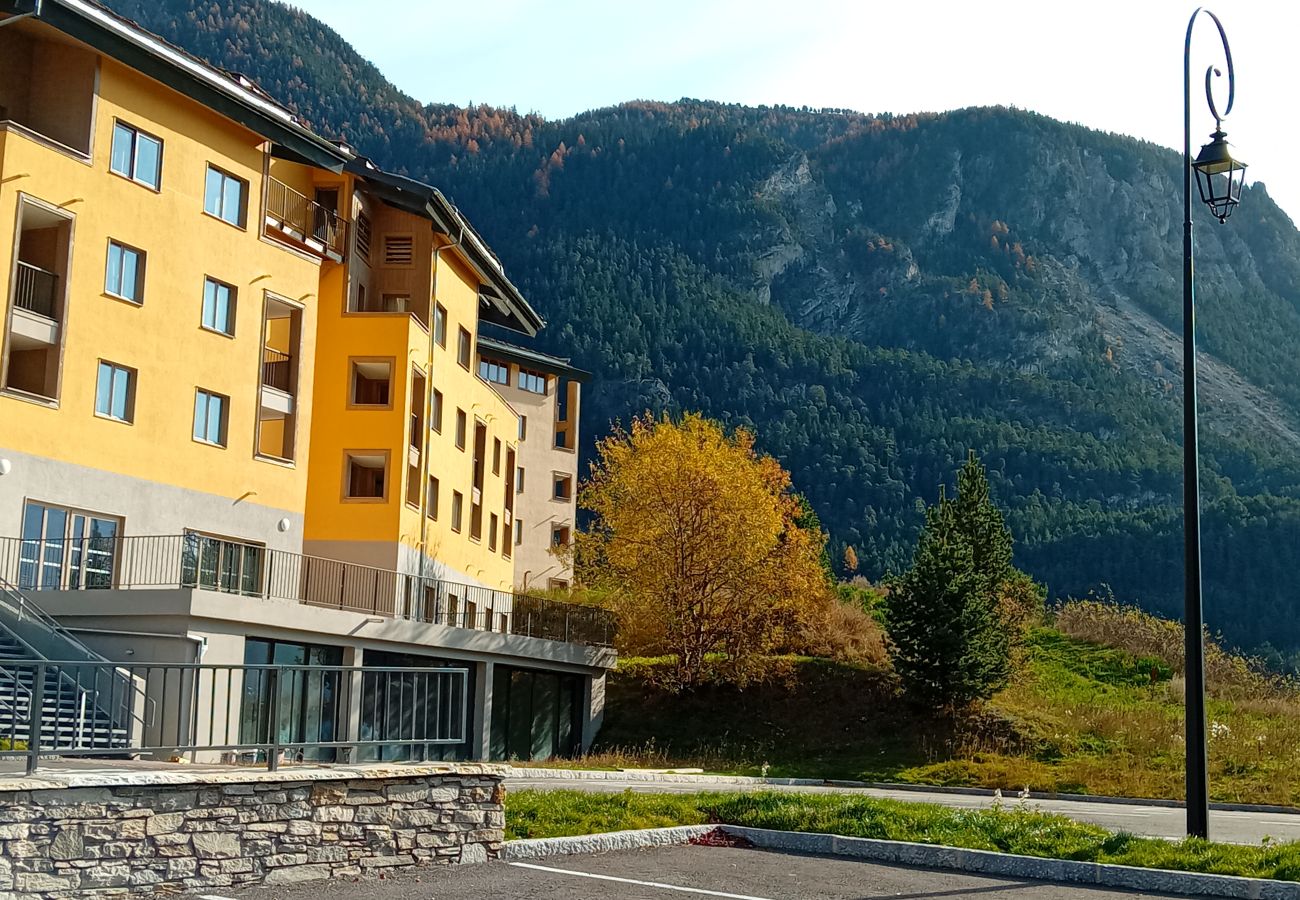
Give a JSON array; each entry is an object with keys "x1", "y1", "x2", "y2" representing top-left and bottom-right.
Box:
[
  {"x1": 507, "y1": 789, "x2": 1300, "y2": 880},
  {"x1": 582, "y1": 629, "x2": 1300, "y2": 805}
]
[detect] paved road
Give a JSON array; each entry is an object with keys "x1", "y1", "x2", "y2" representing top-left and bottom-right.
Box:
[
  {"x1": 221, "y1": 845, "x2": 1188, "y2": 899},
  {"x1": 506, "y1": 776, "x2": 1300, "y2": 845}
]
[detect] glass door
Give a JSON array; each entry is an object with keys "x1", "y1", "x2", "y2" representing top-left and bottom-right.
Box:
[{"x1": 19, "y1": 502, "x2": 119, "y2": 590}]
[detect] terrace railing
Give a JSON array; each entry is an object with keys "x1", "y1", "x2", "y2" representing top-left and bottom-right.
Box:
[
  {"x1": 0, "y1": 534, "x2": 615, "y2": 648},
  {"x1": 265, "y1": 178, "x2": 348, "y2": 258},
  {"x1": 13, "y1": 261, "x2": 56, "y2": 319}
]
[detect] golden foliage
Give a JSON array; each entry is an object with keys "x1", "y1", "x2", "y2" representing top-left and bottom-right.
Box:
[{"x1": 577, "y1": 413, "x2": 835, "y2": 688}]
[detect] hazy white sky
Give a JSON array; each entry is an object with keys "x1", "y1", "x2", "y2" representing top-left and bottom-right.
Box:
[{"x1": 292, "y1": 0, "x2": 1300, "y2": 222}]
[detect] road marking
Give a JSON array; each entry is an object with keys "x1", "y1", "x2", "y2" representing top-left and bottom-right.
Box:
[{"x1": 507, "y1": 861, "x2": 778, "y2": 899}]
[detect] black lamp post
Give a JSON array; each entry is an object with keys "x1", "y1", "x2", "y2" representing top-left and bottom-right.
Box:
[{"x1": 1182, "y1": 7, "x2": 1246, "y2": 841}]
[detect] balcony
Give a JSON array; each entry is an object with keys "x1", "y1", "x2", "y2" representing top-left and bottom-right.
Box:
[
  {"x1": 14, "y1": 261, "x2": 56, "y2": 320},
  {"x1": 264, "y1": 178, "x2": 348, "y2": 261},
  {"x1": 0, "y1": 534, "x2": 616, "y2": 648}
]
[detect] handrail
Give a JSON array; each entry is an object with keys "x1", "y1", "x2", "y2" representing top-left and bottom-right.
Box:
[
  {"x1": 0, "y1": 535, "x2": 616, "y2": 648},
  {"x1": 13, "y1": 260, "x2": 57, "y2": 319},
  {"x1": 265, "y1": 177, "x2": 348, "y2": 257},
  {"x1": 262, "y1": 346, "x2": 293, "y2": 393}
]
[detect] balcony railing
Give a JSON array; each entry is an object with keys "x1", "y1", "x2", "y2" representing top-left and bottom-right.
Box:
[
  {"x1": 262, "y1": 347, "x2": 293, "y2": 393},
  {"x1": 14, "y1": 261, "x2": 56, "y2": 319},
  {"x1": 0, "y1": 535, "x2": 615, "y2": 649},
  {"x1": 265, "y1": 178, "x2": 348, "y2": 258}
]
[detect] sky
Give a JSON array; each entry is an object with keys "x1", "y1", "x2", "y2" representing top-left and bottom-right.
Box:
[{"x1": 292, "y1": 0, "x2": 1300, "y2": 222}]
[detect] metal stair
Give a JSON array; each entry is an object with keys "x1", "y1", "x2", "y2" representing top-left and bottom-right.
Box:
[{"x1": 0, "y1": 580, "x2": 134, "y2": 752}]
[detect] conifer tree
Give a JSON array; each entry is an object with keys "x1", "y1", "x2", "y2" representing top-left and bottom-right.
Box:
[{"x1": 886, "y1": 452, "x2": 1012, "y2": 706}]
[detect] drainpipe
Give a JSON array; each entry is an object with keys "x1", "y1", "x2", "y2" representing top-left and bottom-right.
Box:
[
  {"x1": 0, "y1": 1, "x2": 42, "y2": 28},
  {"x1": 418, "y1": 225, "x2": 465, "y2": 592}
]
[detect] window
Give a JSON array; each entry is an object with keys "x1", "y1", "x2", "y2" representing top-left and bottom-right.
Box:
[
  {"x1": 355, "y1": 212, "x2": 372, "y2": 261},
  {"x1": 201, "y1": 277, "x2": 236, "y2": 335},
  {"x1": 182, "y1": 531, "x2": 264, "y2": 597},
  {"x1": 193, "y1": 389, "x2": 228, "y2": 446},
  {"x1": 427, "y1": 476, "x2": 439, "y2": 520},
  {"x1": 451, "y1": 491, "x2": 464, "y2": 532},
  {"x1": 492, "y1": 438, "x2": 501, "y2": 475},
  {"x1": 516, "y1": 466, "x2": 525, "y2": 493},
  {"x1": 434, "y1": 304, "x2": 448, "y2": 347},
  {"x1": 344, "y1": 452, "x2": 387, "y2": 499},
  {"x1": 519, "y1": 415, "x2": 528, "y2": 441},
  {"x1": 350, "y1": 359, "x2": 392, "y2": 406},
  {"x1": 94, "y1": 361, "x2": 134, "y2": 423},
  {"x1": 383, "y1": 234, "x2": 414, "y2": 266},
  {"x1": 380, "y1": 293, "x2": 409, "y2": 313},
  {"x1": 489, "y1": 513, "x2": 498, "y2": 552},
  {"x1": 110, "y1": 121, "x2": 162, "y2": 190},
  {"x1": 551, "y1": 526, "x2": 571, "y2": 548},
  {"x1": 553, "y1": 474, "x2": 572, "y2": 501},
  {"x1": 514, "y1": 519, "x2": 523, "y2": 546},
  {"x1": 431, "y1": 389, "x2": 443, "y2": 432},
  {"x1": 203, "y1": 165, "x2": 247, "y2": 227},
  {"x1": 518, "y1": 368, "x2": 547, "y2": 394},
  {"x1": 18, "y1": 502, "x2": 120, "y2": 591},
  {"x1": 457, "y1": 327, "x2": 472, "y2": 369},
  {"x1": 479, "y1": 357, "x2": 509, "y2": 384},
  {"x1": 105, "y1": 240, "x2": 145, "y2": 303},
  {"x1": 455, "y1": 408, "x2": 467, "y2": 450}
]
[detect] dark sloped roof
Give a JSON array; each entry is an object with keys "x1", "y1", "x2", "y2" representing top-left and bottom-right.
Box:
[{"x1": 478, "y1": 336, "x2": 590, "y2": 382}]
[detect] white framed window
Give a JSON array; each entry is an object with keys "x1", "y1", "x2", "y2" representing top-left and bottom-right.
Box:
[
  {"x1": 518, "y1": 368, "x2": 547, "y2": 394},
  {"x1": 203, "y1": 165, "x2": 247, "y2": 227},
  {"x1": 193, "y1": 389, "x2": 229, "y2": 446},
  {"x1": 94, "y1": 361, "x2": 134, "y2": 423},
  {"x1": 109, "y1": 121, "x2": 162, "y2": 190},
  {"x1": 105, "y1": 240, "x2": 145, "y2": 303},
  {"x1": 201, "y1": 277, "x2": 236, "y2": 335}
]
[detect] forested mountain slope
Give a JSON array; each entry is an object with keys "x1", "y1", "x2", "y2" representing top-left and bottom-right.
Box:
[{"x1": 104, "y1": 0, "x2": 1300, "y2": 656}]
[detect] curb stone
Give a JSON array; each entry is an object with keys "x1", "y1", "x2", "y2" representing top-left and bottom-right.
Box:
[
  {"x1": 506, "y1": 767, "x2": 1300, "y2": 816},
  {"x1": 506, "y1": 825, "x2": 1300, "y2": 899}
]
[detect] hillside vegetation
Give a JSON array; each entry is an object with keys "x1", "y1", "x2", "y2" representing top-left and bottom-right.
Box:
[
  {"x1": 105, "y1": 0, "x2": 1300, "y2": 654},
  {"x1": 586, "y1": 605, "x2": 1300, "y2": 806}
]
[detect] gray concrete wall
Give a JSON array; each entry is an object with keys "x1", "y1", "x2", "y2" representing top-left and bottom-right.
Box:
[{"x1": 0, "y1": 447, "x2": 302, "y2": 553}]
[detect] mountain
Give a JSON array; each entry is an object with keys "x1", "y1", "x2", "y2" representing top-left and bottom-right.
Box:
[{"x1": 104, "y1": 0, "x2": 1300, "y2": 657}]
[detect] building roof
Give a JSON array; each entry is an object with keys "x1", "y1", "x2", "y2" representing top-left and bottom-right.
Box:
[
  {"x1": 477, "y1": 336, "x2": 590, "y2": 382},
  {"x1": 346, "y1": 158, "x2": 545, "y2": 337},
  {"x1": 10, "y1": 0, "x2": 349, "y2": 172}
]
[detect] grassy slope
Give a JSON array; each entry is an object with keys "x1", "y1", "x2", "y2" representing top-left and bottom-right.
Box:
[
  {"x1": 586, "y1": 630, "x2": 1300, "y2": 805},
  {"x1": 506, "y1": 789, "x2": 1300, "y2": 879}
]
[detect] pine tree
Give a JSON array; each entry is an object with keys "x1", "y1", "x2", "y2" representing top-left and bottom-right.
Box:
[{"x1": 886, "y1": 453, "x2": 1012, "y2": 707}]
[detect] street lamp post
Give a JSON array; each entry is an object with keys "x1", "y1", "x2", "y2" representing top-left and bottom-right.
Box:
[{"x1": 1182, "y1": 7, "x2": 1247, "y2": 841}]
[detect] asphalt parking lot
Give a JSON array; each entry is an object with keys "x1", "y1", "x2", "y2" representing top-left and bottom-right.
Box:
[{"x1": 221, "y1": 845, "x2": 1187, "y2": 899}]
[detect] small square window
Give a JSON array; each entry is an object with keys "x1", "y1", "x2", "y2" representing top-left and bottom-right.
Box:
[
  {"x1": 105, "y1": 240, "x2": 145, "y2": 303},
  {"x1": 201, "y1": 277, "x2": 236, "y2": 335},
  {"x1": 434, "y1": 304, "x2": 448, "y2": 347},
  {"x1": 344, "y1": 452, "x2": 387, "y2": 499},
  {"x1": 455, "y1": 408, "x2": 467, "y2": 450},
  {"x1": 110, "y1": 121, "x2": 162, "y2": 190},
  {"x1": 451, "y1": 491, "x2": 464, "y2": 532},
  {"x1": 203, "y1": 165, "x2": 247, "y2": 227},
  {"x1": 350, "y1": 359, "x2": 392, "y2": 406},
  {"x1": 551, "y1": 526, "x2": 571, "y2": 548},
  {"x1": 193, "y1": 389, "x2": 229, "y2": 446},
  {"x1": 553, "y1": 474, "x2": 572, "y2": 501},
  {"x1": 95, "y1": 361, "x2": 135, "y2": 423},
  {"x1": 457, "y1": 327, "x2": 472, "y2": 369}
]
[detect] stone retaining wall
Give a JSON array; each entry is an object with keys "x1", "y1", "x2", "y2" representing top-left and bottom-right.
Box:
[{"x1": 0, "y1": 764, "x2": 507, "y2": 898}]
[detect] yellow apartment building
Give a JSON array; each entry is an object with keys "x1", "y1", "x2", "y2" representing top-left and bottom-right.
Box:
[{"x1": 0, "y1": 0, "x2": 613, "y2": 765}]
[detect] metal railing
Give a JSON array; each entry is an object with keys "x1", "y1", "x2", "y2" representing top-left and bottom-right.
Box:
[
  {"x1": 0, "y1": 535, "x2": 616, "y2": 648},
  {"x1": 262, "y1": 347, "x2": 293, "y2": 393},
  {"x1": 265, "y1": 177, "x2": 348, "y2": 257},
  {"x1": 13, "y1": 260, "x2": 56, "y2": 319},
  {"x1": 0, "y1": 660, "x2": 468, "y2": 774}
]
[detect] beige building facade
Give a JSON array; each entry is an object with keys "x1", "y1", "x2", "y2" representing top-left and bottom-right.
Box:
[{"x1": 476, "y1": 337, "x2": 586, "y2": 591}]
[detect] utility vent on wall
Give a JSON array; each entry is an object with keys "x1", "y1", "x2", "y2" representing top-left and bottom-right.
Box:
[
  {"x1": 355, "y1": 213, "x2": 372, "y2": 261},
  {"x1": 384, "y1": 234, "x2": 413, "y2": 266}
]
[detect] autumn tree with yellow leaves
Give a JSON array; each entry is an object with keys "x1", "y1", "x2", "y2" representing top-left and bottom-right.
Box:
[{"x1": 576, "y1": 413, "x2": 834, "y2": 689}]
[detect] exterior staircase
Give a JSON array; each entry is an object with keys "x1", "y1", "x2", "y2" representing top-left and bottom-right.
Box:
[{"x1": 0, "y1": 580, "x2": 134, "y2": 753}]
